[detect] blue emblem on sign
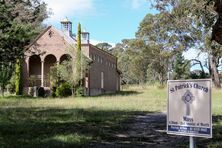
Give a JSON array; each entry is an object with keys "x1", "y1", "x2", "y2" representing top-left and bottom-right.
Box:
[{"x1": 182, "y1": 90, "x2": 195, "y2": 116}]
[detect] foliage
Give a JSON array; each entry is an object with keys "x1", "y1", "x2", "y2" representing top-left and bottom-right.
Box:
[
  {"x1": 211, "y1": 0, "x2": 222, "y2": 44},
  {"x1": 111, "y1": 39, "x2": 171, "y2": 84},
  {"x1": 56, "y1": 82, "x2": 72, "y2": 97},
  {"x1": 0, "y1": 63, "x2": 14, "y2": 96},
  {"x1": 76, "y1": 23, "x2": 81, "y2": 81},
  {"x1": 0, "y1": 0, "x2": 48, "y2": 93},
  {"x1": 0, "y1": 0, "x2": 48, "y2": 63},
  {"x1": 15, "y1": 59, "x2": 22, "y2": 95},
  {"x1": 7, "y1": 72, "x2": 16, "y2": 94},
  {"x1": 50, "y1": 54, "x2": 89, "y2": 96},
  {"x1": 51, "y1": 87, "x2": 57, "y2": 98},
  {"x1": 151, "y1": 0, "x2": 221, "y2": 87},
  {"x1": 75, "y1": 86, "x2": 85, "y2": 97},
  {"x1": 96, "y1": 42, "x2": 112, "y2": 51},
  {"x1": 190, "y1": 70, "x2": 210, "y2": 79},
  {"x1": 172, "y1": 53, "x2": 191, "y2": 80}
]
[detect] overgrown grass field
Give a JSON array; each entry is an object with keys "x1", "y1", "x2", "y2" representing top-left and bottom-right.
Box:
[{"x1": 0, "y1": 85, "x2": 221, "y2": 147}]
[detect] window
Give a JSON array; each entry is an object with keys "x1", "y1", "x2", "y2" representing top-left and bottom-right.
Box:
[
  {"x1": 93, "y1": 54, "x2": 96, "y2": 61},
  {"x1": 101, "y1": 58, "x2": 103, "y2": 63},
  {"x1": 101, "y1": 72, "x2": 104, "y2": 89}
]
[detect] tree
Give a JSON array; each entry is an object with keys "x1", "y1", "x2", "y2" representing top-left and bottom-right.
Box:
[
  {"x1": 0, "y1": 0, "x2": 48, "y2": 62},
  {"x1": 15, "y1": 59, "x2": 22, "y2": 95},
  {"x1": 0, "y1": 0, "x2": 48, "y2": 95},
  {"x1": 0, "y1": 63, "x2": 14, "y2": 96},
  {"x1": 76, "y1": 23, "x2": 82, "y2": 82},
  {"x1": 50, "y1": 47, "x2": 90, "y2": 96},
  {"x1": 136, "y1": 13, "x2": 176, "y2": 84},
  {"x1": 211, "y1": 0, "x2": 222, "y2": 44},
  {"x1": 96, "y1": 42, "x2": 112, "y2": 51},
  {"x1": 172, "y1": 53, "x2": 191, "y2": 80},
  {"x1": 49, "y1": 23, "x2": 89, "y2": 96},
  {"x1": 111, "y1": 39, "x2": 149, "y2": 84},
  {"x1": 151, "y1": 0, "x2": 222, "y2": 87}
]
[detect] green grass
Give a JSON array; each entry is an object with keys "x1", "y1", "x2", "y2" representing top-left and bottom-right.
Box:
[{"x1": 0, "y1": 85, "x2": 222, "y2": 147}]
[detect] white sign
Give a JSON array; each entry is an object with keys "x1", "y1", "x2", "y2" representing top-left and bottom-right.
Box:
[{"x1": 167, "y1": 79, "x2": 212, "y2": 138}]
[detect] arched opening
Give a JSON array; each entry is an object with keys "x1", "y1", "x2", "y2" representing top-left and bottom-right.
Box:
[
  {"x1": 44, "y1": 54, "x2": 57, "y2": 87},
  {"x1": 29, "y1": 55, "x2": 41, "y2": 86},
  {"x1": 60, "y1": 54, "x2": 72, "y2": 64}
]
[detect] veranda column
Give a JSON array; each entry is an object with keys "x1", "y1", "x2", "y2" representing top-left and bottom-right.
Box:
[{"x1": 41, "y1": 61, "x2": 44, "y2": 87}]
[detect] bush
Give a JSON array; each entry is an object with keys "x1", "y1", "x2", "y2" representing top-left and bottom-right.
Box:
[
  {"x1": 56, "y1": 83, "x2": 72, "y2": 97},
  {"x1": 7, "y1": 73, "x2": 16, "y2": 94},
  {"x1": 75, "y1": 86, "x2": 85, "y2": 97},
  {"x1": 51, "y1": 86, "x2": 57, "y2": 98},
  {"x1": 7, "y1": 83, "x2": 15, "y2": 94},
  {"x1": 38, "y1": 87, "x2": 45, "y2": 97}
]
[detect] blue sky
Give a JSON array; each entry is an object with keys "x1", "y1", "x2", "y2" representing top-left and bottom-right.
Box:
[
  {"x1": 44, "y1": 0, "x2": 156, "y2": 46},
  {"x1": 43, "y1": 0, "x2": 210, "y2": 72}
]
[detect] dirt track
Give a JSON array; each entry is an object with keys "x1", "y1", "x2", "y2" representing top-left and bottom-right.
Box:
[{"x1": 91, "y1": 113, "x2": 188, "y2": 148}]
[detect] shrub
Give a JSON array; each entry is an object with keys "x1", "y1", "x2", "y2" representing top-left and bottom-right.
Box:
[
  {"x1": 7, "y1": 83, "x2": 15, "y2": 94},
  {"x1": 51, "y1": 86, "x2": 57, "y2": 98},
  {"x1": 75, "y1": 86, "x2": 85, "y2": 97},
  {"x1": 15, "y1": 59, "x2": 23, "y2": 95},
  {"x1": 38, "y1": 87, "x2": 45, "y2": 97},
  {"x1": 56, "y1": 83, "x2": 72, "y2": 97}
]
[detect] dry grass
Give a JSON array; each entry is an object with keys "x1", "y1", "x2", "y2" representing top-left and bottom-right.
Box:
[{"x1": 0, "y1": 85, "x2": 221, "y2": 147}]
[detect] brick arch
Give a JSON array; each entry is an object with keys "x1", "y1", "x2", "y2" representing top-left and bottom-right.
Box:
[
  {"x1": 29, "y1": 55, "x2": 41, "y2": 87},
  {"x1": 44, "y1": 54, "x2": 57, "y2": 87},
  {"x1": 29, "y1": 55, "x2": 41, "y2": 76},
  {"x1": 59, "y1": 54, "x2": 72, "y2": 64}
]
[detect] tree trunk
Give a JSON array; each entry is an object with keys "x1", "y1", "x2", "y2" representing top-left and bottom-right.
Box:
[
  {"x1": 209, "y1": 54, "x2": 221, "y2": 88},
  {"x1": 1, "y1": 85, "x2": 4, "y2": 97},
  {"x1": 71, "y1": 85, "x2": 75, "y2": 97}
]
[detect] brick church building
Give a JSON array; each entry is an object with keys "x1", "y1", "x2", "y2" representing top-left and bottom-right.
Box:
[{"x1": 22, "y1": 18, "x2": 121, "y2": 96}]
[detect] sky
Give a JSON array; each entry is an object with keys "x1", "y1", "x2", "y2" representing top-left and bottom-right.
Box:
[
  {"x1": 42, "y1": 0, "x2": 213, "y2": 72},
  {"x1": 43, "y1": 0, "x2": 156, "y2": 46}
]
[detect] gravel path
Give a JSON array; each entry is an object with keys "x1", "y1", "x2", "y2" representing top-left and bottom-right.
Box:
[{"x1": 90, "y1": 112, "x2": 188, "y2": 148}]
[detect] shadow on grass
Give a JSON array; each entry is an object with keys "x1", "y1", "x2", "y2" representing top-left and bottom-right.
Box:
[
  {"x1": 0, "y1": 107, "x2": 151, "y2": 147},
  {"x1": 0, "y1": 107, "x2": 221, "y2": 147},
  {"x1": 0, "y1": 95, "x2": 35, "y2": 99}
]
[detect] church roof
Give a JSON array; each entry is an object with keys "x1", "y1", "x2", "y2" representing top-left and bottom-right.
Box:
[
  {"x1": 26, "y1": 26, "x2": 76, "y2": 50},
  {"x1": 54, "y1": 27, "x2": 76, "y2": 45}
]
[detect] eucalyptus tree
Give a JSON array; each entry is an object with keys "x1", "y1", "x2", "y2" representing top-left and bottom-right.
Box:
[
  {"x1": 150, "y1": 0, "x2": 222, "y2": 87},
  {"x1": 96, "y1": 42, "x2": 112, "y2": 51}
]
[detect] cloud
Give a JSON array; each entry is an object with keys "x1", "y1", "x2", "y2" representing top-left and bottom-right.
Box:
[{"x1": 44, "y1": 0, "x2": 95, "y2": 21}]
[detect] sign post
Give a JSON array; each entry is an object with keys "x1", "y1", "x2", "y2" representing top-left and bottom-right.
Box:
[
  {"x1": 167, "y1": 79, "x2": 212, "y2": 147},
  {"x1": 190, "y1": 136, "x2": 195, "y2": 148}
]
